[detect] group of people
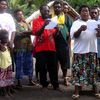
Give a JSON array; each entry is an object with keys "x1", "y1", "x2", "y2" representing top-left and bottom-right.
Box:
[{"x1": 0, "y1": 0, "x2": 100, "y2": 99}]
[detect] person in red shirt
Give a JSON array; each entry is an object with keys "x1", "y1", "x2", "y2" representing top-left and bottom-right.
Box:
[{"x1": 32, "y1": 4, "x2": 59, "y2": 89}]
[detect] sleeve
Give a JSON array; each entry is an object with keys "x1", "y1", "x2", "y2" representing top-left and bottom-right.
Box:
[
  {"x1": 9, "y1": 14, "x2": 16, "y2": 32},
  {"x1": 68, "y1": 17, "x2": 73, "y2": 32},
  {"x1": 70, "y1": 21, "x2": 78, "y2": 39},
  {"x1": 32, "y1": 18, "x2": 40, "y2": 35}
]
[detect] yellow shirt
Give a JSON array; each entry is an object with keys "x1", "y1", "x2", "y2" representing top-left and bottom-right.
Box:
[{"x1": 0, "y1": 47, "x2": 12, "y2": 69}]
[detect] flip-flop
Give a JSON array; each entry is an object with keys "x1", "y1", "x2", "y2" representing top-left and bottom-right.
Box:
[
  {"x1": 72, "y1": 94, "x2": 80, "y2": 100},
  {"x1": 95, "y1": 93, "x2": 100, "y2": 99}
]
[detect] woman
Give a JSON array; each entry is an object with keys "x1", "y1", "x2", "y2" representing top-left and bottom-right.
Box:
[
  {"x1": 13, "y1": 9, "x2": 35, "y2": 87},
  {"x1": 70, "y1": 5, "x2": 100, "y2": 99}
]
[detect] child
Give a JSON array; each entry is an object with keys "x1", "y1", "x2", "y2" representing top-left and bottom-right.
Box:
[{"x1": 0, "y1": 29, "x2": 14, "y2": 97}]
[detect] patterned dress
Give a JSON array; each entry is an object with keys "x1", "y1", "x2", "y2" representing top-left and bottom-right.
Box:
[
  {"x1": 0, "y1": 47, "x2": 13, "y2": 87},
  {"x1": 14, "y1": 22, "x2": 33, "y2": 80}
]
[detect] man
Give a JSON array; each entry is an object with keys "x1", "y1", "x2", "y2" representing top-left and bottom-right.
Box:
[
  {"x1": 90, "y1": 6, "x2": 100, "y2": 81},
  {"x1": 52, "y1": 1, "x2": 72, "y2": 86},
  {"x1": 32, "y1": 4, "x2": 59, "y2": 90}
]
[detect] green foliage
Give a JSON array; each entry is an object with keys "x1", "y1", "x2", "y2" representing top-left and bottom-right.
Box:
[
  {"x1": 66, "y1": 0, "x2": 100, "y2": 12},
  {"x1": 8, "y1": 0, "x2": 37, "y2": 17},
  {"x1": 8, "y1": 0, "x2": 100, "y2": 17}
]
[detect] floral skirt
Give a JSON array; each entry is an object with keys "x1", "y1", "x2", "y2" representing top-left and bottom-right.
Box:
[
  {"x1": 72, "y1": 52, "x2": 99, "y2": 86},
  {"x1": 0, "y1": 65, "x2": 13, "y2": 87}
]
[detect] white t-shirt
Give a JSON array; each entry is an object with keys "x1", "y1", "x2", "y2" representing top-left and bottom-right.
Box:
[
  {"x1": 0, "y1": 13, "x2": 16, "y2": 41},
  {"x1": 70, "y1": 19, "x2": 98, "y2": 54}
]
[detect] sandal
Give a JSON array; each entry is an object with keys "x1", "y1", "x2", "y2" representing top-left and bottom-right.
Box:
[
  {"x1": 64, "y1": 77, "x2": 71, "y2": 86},
  {"x1": 72, "y1": 94, "x2": 80, "y2": 100},
  {"x1": 95, "y1": 93, "x2": 100, "y2": 99},
  {"x1": 28, "y1": 81, "x2": 36, "y2": 86}
]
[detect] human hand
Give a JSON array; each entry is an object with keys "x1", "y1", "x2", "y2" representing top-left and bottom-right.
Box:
[
  {"x1": 79, "y1": 25, "x2": 87, "y2": 31},
  {"x1": 44, "y1": 19, "x2": 51, "y2": 27}
]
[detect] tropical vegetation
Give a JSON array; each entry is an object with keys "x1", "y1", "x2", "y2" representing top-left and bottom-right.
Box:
[{"x1": 8, "y1": 0, "x2": 100, "y2": 17}]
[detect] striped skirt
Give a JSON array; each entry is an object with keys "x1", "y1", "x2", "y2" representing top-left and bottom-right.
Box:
[{"x1": 14, "y1": 51, "x2": 33, "y2": 79}]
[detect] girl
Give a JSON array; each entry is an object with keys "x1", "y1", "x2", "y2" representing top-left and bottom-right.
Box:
[{"x1": 0, "y1": 29, "x2": 14, "y2": 97}]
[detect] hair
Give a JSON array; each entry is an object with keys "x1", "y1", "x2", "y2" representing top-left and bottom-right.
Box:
[
  {"x1": 91, "y1": 6, "x2": 99, "y2": 10},
  {"x1": 90, "y1": 6, "x2": 100, "y2": 13},
  {"x1": 39, "y1": 4, "x2": 50, "y2": 11},
  {"x1": 13, "y1": 9, "x2": 23, "y2": 18},
  {"x1": 63, "y1": 2, "x2": 68, "y2": 6},
  {"x1": 79, "y1": 5, "x2": 90, "y2": 14},
  {"x1": 0, "y1": 29, "x2": 8, "y2": 44},
  {"x1": 0, "y1": 0, "x2": 7, "y2": 3},
  {"x1": 53, "y1": 0, "x2": 63, "y2": 7}
]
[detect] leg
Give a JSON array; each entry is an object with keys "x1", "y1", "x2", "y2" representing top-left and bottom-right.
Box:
[
  {"x1": 47, "y1": 52, "x2": 59, "y2": 89},
  {"x1": 92, "y1": 85, "x2": 100, "y2": 98},
  {"x1": 16, "y1": 79, "x2": 22, "y2": 87},
  {"x1": 35, "y1": 59, "x2": 40, "y2": 82},
  {"x1": 72, "y1": 85, "x2": 80, "y2": 100},
  {"x1": 14, "y1": 51, "x2": 24, "y2": 86},
  {"x1": 57, "y1": 47, "x2": 70, "y2": 86},
  {"x1": 28, "y1": 76, "x2": 36, "y2": 86},
  {"x1": 36, "y1": 52, "x2": 48, "y2": 88}
]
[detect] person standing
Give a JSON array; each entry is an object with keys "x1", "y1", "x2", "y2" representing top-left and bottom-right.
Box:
[
  {"x1": 0, "y1": 0, "x2": 16, "y2": 96},
  {"x1": 0, "y1": 30, "x2": 14, "y2": 97},
  {"x1": 13, "y1": 9, "x2": 35, "y2": 87},
  {"x1": 70, "y1": 5, "x2": 100, "y2": 99},
  {"x1": 32, "y1": 4, "x2": 59, "y2": 90},
  {"x1": 90, "y1": 6, "x2": 100, "y2": 81},
  {"x1": 52, "y1": 1, "x2": 72, "y2": 86}
]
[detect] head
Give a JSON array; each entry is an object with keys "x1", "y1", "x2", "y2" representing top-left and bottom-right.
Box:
[
  {"x1": 79, "y1": 5, "x2": 90, "y2": 21},
  {"x1": 0, "y1": 29, "x2": 8, "y2": 44},
  {"x1": 53, "y1": 1, "x2": 63, "y2": 15},
  {"x1": 14, "y1": 9, "x2": 25, "y2": 22},
  {"x1": 63, "y1": 3, "x2": 69, "y2": 14},
  {"x1": 40, "y1": 4, "x2": 50, "y2": 19},
  {"x1": 90, "y1": 6, "x2": 99, "y2": 20},
  {"x1": 0, "y1": 0, "x2": 8, "y2": 13}
]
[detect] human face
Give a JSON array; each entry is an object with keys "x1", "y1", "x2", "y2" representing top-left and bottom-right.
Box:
[
  {"x1": 0, "y1": 1, "x2": 8, "y2": 13},
  {"x1": 53, "y1": 4, "x2": 62, "y2": 15},
  {"x1": 16, "y1": 11, "x2": 25, "y2": 21},
  {"x1": 63, "y1": 5, "x2": 69, "y2": 14},
  {"x1": 90, "y1": 8, "x2": 99, "y2": 20},
  {"x1": 40, "y1": 6, "x2": 50, "y2": 19},
  {"x1": 1, "y1": 34, "x2": 8, "y2": 44},
  {"x1": 80, "y1": 7, "x2": 90, "y2": 21}
]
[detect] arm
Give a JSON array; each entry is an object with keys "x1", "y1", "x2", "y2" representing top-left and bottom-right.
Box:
[
  {"x1": 74, "y1": 25, "x2": 87, "y2": 38},
  {"x1": 32, "y1": 18, "x2": 50, "y2": 36},
  {"x1": 96, "y1": 26, "x2": 100, "y2": 37}
]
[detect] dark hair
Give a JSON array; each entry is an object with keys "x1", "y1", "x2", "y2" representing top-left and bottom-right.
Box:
[
  {"x1": 63, "y1": 1, "x2": 68, "y2": 6},
  {"x1": 39, "y1": 4, "x2": 50, "y2": 11},
  {"x1": 0, "y1": 29, "x2": 8, "y2": 43},
  {"x1": 79, "y1": 5, "x2": 90, "y2": 14},
  {"x1": 91, "y1": 6, "x2": 99, "y2": 10},
  {"x1": 53, "y1": 0, "x2": 63, "y2": 7},
  {"x1": 13, "y1": 9, "x2": 23, "y2": 18},
  {"x1": 0, "y1": 0, "x2": 7, "y2": 3}
]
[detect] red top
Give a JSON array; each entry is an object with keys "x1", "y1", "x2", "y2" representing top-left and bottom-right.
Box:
[{"x1": 32, "y1": 16, "x2": 56, "y2": 53}]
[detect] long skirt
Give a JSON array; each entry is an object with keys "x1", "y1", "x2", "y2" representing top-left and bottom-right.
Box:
[
  {"x1": 72, "y1": 52, "x2": 99, "y2": 87},
  {"x1": 0, "y1": 65, "x2": 13, "y2": 87},
  {"x1": 14, "y1": 51, "x2": 33, "y2": 79}
]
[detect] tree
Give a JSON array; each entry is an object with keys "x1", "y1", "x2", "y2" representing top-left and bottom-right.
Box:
[{"x1": 66, "y1": 0, "x2": 100, "y2": 12}]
